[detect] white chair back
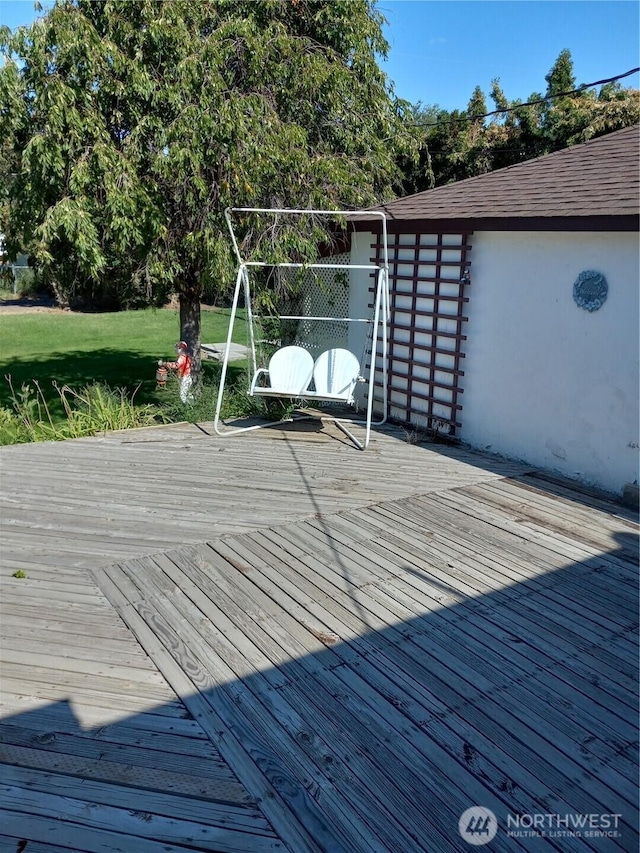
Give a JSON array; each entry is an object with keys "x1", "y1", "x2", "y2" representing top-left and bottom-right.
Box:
[
  {"x1": 313, "y1": 348, "x2": 360, "y2": 400},
  {"x1": 268, "y1": 346, "x2": 314, "y2": 395}
]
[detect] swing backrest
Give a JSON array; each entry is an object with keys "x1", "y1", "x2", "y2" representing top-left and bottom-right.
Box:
[
  {"x1": 313, "y1": 348, "x2": 360, "y2": 400},
  {"x1": 268, "y1": 346, "x2": 314, "y2": 395}
]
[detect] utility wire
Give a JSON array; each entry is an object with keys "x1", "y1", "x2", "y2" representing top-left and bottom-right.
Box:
[{"x1": 405, "y1": 67, "x2": 640, "y2": 128}]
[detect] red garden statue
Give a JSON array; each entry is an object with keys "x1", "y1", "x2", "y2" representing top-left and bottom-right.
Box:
[{"x1": 158, "y1": 341, "x2": 194, "y2": 403}]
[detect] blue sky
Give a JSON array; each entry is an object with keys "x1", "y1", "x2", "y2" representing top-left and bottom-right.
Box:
[
  {"x1": 379, "y1": 0, "x2": 640, "y2": 109},
  {"x1": 1, "y1": 0, "x2": 638, "y2": 110}
]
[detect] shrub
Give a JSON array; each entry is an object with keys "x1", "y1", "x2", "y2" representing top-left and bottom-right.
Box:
[
  {"x1": 157, "y1": 364, "x2": 294, "y2": 426},
  {"x1": 58, "y1": 382, "x2": 167, "y2": 435},
  {"x1": 1, "y1": 378, "x2": 167, "y2": 444}
]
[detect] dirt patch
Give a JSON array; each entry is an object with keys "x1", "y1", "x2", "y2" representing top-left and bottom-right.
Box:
[
  {"x1": 0, "y1": 296, "x2": 65, "y2": 315},
  {"x1": 0, "y1": 297, "x2": 226, "y2": 315}
]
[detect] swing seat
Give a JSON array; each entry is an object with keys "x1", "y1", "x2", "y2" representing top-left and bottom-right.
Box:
[
  {"x1": 250, "y1": 346, "x2": 314, "y2": 397},
  {"x1": 250, "y1": 346, "x2": 360, "y2": 404},
  {"x1": 312, "y1": 348, "x2": 360, "y2": 403}
]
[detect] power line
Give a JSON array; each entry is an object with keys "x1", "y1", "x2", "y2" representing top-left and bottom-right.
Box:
[{"x1": 406, "y1": 67, "x2": 640, "y2": 128}]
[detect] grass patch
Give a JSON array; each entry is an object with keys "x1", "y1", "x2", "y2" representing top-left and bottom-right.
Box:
[
  {"x1": 0, "y1": 306, "x2": 248, "y2": 421},
  {"x1": 0, "y1": 305, "x2": 294, "y2": 444},
  {"x1": 0, "y1": 306, "x2": 270, "y2": 444},
  {"x1": 3, "y1": 379, "x2": 168, "y2": 443}
]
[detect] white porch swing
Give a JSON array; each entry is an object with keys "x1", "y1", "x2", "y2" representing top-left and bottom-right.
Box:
[{"x1": 213, "y1": 208, "x2": 390, "y2": 450}]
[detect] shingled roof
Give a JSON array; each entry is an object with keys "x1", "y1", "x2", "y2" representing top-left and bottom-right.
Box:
[{"x1": 371, "y1": 124, "x2": 639, "y2": 232}]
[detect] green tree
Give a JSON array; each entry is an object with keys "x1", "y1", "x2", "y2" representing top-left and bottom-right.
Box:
[
  {"x1": 397, "y1": 101, "x2": 440, "y2": 194},
  {"x1": 540, "y1": 47, "x2": 585, "y2": 150},
  {"x1": 541, "y1": 51, "x2": 639, "y2": 151},
  {"x1": 486, "y1": 78, "x2": 546, "y2": 169},
  {"x1": 544, "y1": 47, "x2": 576, "y2": 97},
  {"x1": 402, "y1": 88, "x2": 494, "y2": 192},
  {"x1": 401, "y1": 49, "x2": 639, "y2": 191},
  {"x1": 490, "y1": 50, "x2": 639, "y2": 161},
  {"x1": 0, "y1": 0, "x2": 413, "y2": 376}
]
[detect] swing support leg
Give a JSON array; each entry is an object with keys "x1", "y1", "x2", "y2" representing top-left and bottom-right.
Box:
[
  {"x1": 319, "y1": 265, "x2": 388, "y2": 450},
  {"x1": 324, "y1": 417, "x2": 365, "y2": 450},
  {"x1": 213, "y1": 265, "x2": 291, "y2": 438}
]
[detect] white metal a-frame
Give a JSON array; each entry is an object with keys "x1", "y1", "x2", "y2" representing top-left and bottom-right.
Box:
[{"x1": 213, "y1": 207, "x2": 389, "y2": 450}]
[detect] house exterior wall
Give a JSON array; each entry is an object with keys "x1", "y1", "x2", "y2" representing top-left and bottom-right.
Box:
[{"x1": 459, "y1": 230, "x2": 639, "y2": 496}]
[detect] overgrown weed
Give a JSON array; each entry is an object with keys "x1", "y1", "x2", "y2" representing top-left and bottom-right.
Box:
[
  {"x1": 1, "y1": 360, "x2": 299, "y2": 445},
  {"x1": 1, "y1": 377, "x2": 166, "y2": 444}
]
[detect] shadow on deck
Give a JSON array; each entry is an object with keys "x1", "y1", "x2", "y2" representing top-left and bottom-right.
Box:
[{"x1": 1, "y1": 472, "x2": 637, "y2": 852}]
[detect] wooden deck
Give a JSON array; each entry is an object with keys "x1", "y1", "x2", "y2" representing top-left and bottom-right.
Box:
[{"x1": 1, "y1": 421, "x2": 638, "y2": 852}]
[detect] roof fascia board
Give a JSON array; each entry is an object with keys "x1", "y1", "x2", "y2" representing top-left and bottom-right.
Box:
[{"x1": 352, "y1": 215, "x2": 639, "y2": 234}]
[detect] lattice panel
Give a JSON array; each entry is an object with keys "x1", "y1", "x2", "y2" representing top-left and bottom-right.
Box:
[
  {"x1": 275, "y1": 252, "x2": 352, "y2": 359},
  {"x1": 371, "y1": 232, "x2": 472, "y2": 435}
]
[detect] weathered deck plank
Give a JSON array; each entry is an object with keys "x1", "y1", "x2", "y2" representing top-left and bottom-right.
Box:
[
  {"x1": 235, "y1": 517, "x2": 637, "y2": 804},
  {"x1": 1, "y1": 423, "x2": 637, "y2": 852},
  {"x1": 0, "y1": 423, "x2": 531, "y2": 565},
  {"x1": 92, "y1": 484, "x2": 638, "y2": 852},
  {"x1": 0, "y1": 520, "x2": 279, "y2": 853},
  {"x1": 91, "y1": 567, "x2": 330, "y2": 853},
  {"x1": 0, "y1": 787, "x2": 281, "y2": 853},
  {"x1": 2, "y1": 764, "x2": 273, "y2": 834}
]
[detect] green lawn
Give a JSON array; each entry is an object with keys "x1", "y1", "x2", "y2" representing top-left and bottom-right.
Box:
[{"x1": 0, "y1": 306, "x2": 249, "y2": 422}]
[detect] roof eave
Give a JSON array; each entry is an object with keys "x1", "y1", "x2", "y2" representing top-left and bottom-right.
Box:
[{"x1": 354, "y1": 214, "x2": 639, "y2": 234}]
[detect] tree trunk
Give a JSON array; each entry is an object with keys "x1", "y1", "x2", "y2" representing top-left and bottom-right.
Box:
[{"x1": 179, "y1": 288, "x2": 202, "y2": 379}]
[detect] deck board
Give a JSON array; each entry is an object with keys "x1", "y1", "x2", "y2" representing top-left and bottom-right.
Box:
[
  {"x1": 0, "y1": 422, "x2": 530, "y2": 565},
  {"x1": 1, "y1": 422, "x2": 637, "y2": 851},
  {"x1": 0, "y1": 511, "x2": 280, "y2": 853},
  {"x1": 94, "y1": 490, "x2": 638, "y2": 852}
]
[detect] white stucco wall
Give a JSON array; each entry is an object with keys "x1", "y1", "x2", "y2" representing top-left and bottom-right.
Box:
[{"x1": 459, "y1": 231, "x2": 639, "y2": 495}]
